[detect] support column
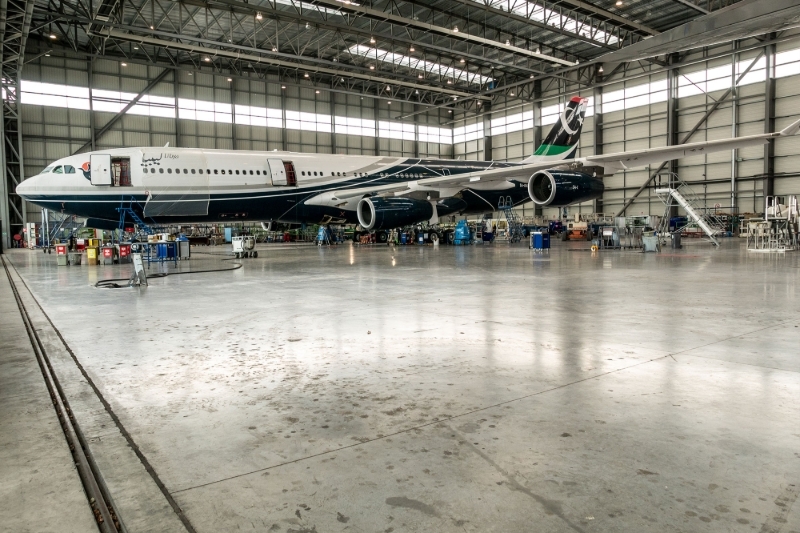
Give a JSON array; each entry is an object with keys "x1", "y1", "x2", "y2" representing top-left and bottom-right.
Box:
[
  {"x1": 331, "y1": 85, "x2": 338, "y2": 154},
  {"x1": 280, "y1": 85, "x2": 287, "y2": 151},
  {"x1": 593, "y1": 70, "x2": 604, "y2": 214},
  {"x1": 173, "y1": 70, "x2": 180, "y2": 148},
  {"x1": 667, "y1": 53, "x2": 679, "y2": 220},
  {"x1": 230, "y1": 80, "x2": 237, "y2": 150},
  {"x1": 763, "y1": 35, "x2": 776, "y2": 200},
  {"x1": 533, "y1": 80, "x2": 543, "y2": 217},
  {"x1": 88, "y1": 59, "x2": 96, "y2": 151},
  {"x1": 730, "y1": 43, "x2": 739, "y2": 211},
  {"x1": 413, "y1": 104, "x2": 420, "y2": 159},
  {"x1": 374, "y1": 98, "x2": 380, "y2": 156},
  {"x1": 482, "y1": 101, "x2": 492, "y2": 161}
]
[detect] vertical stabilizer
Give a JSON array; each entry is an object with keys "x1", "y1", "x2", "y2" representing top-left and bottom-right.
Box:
[{"x1": 524, "y1": 96, "x2": 588, "y2": 163}]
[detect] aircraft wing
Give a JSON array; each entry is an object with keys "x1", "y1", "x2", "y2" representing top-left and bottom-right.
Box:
[
  {"x1": 318, "y1": 117, "x2": 800, "y2": 200},
  {"x1": 584, "y1": 117, "x2": 800, "y2": 172}
]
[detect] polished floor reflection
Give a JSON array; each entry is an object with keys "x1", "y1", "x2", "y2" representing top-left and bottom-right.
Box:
[{"x1": 6, "y1": 239, "x2": 800, "y2": 533}]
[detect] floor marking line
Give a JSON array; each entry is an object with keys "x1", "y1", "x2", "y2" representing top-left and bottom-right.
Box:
[
  {"x1": 174, "y1": 315, "x2": 798, "y2": 493},
  {"x1": 172, "y1": 352, "x2": 674, "y2": 493}
]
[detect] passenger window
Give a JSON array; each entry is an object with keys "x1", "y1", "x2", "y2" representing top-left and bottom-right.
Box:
[
  {"x1": 142, "y1": 168, "x2": 148, "y2": 174},
  {"x1": 53, "y1": 166, "x2": 63, "y2": 174},
  {"x1": 301, "y1": 171, "x2": 305, "y2": 176},
  {"x1": 167, "y1": 168, "x2": 173, "y2": 174},
  {"x1": 256, "y1": 170, "x2": 261, "y2": 175},
  {"x1": 191, "y1": 169, "x2": 196, "y2": 174},
  {"x1": 159, "y1": 168, "x2": 164, "y2": 173},
  {"x1": 183, "y1": 169, "x2": 188, "y2": 174}
]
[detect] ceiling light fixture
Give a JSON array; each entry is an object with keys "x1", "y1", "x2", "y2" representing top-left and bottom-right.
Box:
[
  {"x1": 204, "y1": 57, "x2": 211, "y2": 62},
  {"x1": 386, "y1": 86, "x2": 391, "y2": 91},
  {"x1": 227, "y1": 78, "x2": 232, "y2": 81},
  {"x1": 453, "y1": 26, "x2": 459, "y2": 32},
  {"x1": 616, "y1": 0, "x2": 622, "y2": 5},
  {"x1": 460, "y1": 58, "x2": 465, "y2": 63},
  {"x1": 281, "y1": 85, "x2": 286, "y2": 89},
  {"x1": 49, "y1": 34, "x2": 57, "y2": 39},
  {"x1": 418, "y1": 74, "x2": 423, "y2": 78},
  {"x1": 370, "y1": 36, "x2": 376, "y2": 44},
  {"x1": 505, "y1": 39, "x2": 511, "y2": 45},
  {"x1": 409, "y1": 46, "x2": 415, "y2": 52},
  {"x1": 272, "y1": 47, "x2": 277, "y2": 52},
  {"x1": 387, "y1": 101, "x2": 391, "y2": 104},
  {"x1": 315, "y1": 90, "x2": 320, "y2": 94},
  {"x1": 509, "y1": 92, "x2": 515, "y2": 96},
  {"x1": 121, "y1": 62, "x2": 127, "y2": 67},
  {"x1": 256, "y1": 11, "x2": 263, "y2": 20},
  {"x1": 369, "y1": 65, "x2": 375, "y2": 70},
  {"x1": 304, "y1": 73, "x2": 309, "y2": 77},
  {"x1": 598, "y1": 65, "x2": 604, "y2": 73}
]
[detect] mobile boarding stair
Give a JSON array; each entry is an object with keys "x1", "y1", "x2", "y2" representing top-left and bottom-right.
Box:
[
  {"x1": 43, "y1": 209, "x2": 83, "y2": 249},
  {"x1": 498, "y1": 196, "x2": 524, "y2": 243},
  {"x1": 654, "y1": 175, "x2": 726, "y2": 246}
]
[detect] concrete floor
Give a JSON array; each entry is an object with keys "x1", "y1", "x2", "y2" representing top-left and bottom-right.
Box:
[
  {"x1": 0, "y1": 260, "x2": 98, "y2": 533},
  {"x1": 4, "y1": 238, "x2": 800, "y2": 533}
]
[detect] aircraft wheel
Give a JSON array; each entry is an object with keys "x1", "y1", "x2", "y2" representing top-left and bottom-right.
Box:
[
  {"x1": 562, "y1": 231, "x2": 569, "y2": 242},
  {"x1": 376, "y1": 231, "x2": 388, "y2": 244}
]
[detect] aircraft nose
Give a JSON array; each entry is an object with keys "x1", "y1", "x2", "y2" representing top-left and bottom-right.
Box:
[{"x1": 16, "y1": 176, "x2": 38, "y2": 200}]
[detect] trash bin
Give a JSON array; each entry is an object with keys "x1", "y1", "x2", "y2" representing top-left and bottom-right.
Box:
[
  {"x1": 118, "y1": 244, "x2": 132, "y2": 263},
  {"x1": 642, "y1": 235, "x2": 659, "y2": 252},
  {"x1": 86, "y1": 247, "x2": 99, "y2": 265},
  {"x1": 68, "y1": 252, "x2": 82, "y2": 265},
  {"x1": 671, "y1": 231, "x2": 682, "y2": 249},
  {"x1": 101, "y1": 246, "x2": 116, "y2": 265}
]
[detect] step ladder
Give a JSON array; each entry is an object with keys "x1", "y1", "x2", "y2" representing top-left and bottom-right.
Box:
[
  {"x1": 117, "y1": 197, "x2": 156, "y2": 236},
  {"x1": 498, "y1": 196, "x2": 523, "y2": 243},
  {"x1": 655, "y1": 176, "x2": 725, "y2": 246},
  {"x1": 44, "y1": 210, "x2": 82, "y2": 245}
]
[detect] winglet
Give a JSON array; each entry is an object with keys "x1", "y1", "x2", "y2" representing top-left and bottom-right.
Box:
[{"x1": 779, "y1": 117, "x2": 800, "y2": 136}]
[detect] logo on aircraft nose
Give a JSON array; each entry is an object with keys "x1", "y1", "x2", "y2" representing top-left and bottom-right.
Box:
[{"x1": 81, "y1": 162, "x2": 91, "y2": 180}]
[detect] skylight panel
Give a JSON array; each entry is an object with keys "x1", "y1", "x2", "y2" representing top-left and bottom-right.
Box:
[
  {"x1": 348, "y1": 45, "x2": 493, "y2": 86},
  {"x1": 480, "y1": 0, "x2": 618, "y2": 45}
]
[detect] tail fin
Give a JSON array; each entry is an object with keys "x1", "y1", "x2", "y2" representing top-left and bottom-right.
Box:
[{"x1": 524, "y1": 96, "x2": 587, "y2": 163}]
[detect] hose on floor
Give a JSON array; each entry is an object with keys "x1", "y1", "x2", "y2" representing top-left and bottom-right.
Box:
[{"x1": 95, "y1": 263, "x2": 243, "y2": 289}]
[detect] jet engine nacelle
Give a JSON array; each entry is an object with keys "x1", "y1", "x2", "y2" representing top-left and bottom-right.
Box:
[
  {"x1": 357, "y1": 197, "x2": 434, "y2": 231},
  {"x1": 528, "y1": 170, "x2": 604, "y2": 207}
]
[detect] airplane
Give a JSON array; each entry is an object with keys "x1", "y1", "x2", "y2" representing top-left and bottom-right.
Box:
[{"x1": 16, "y1": 96, "x2": 800, "y2": 239}]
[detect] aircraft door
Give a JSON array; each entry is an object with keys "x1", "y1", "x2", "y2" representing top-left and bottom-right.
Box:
[
  {"x1": 90, "y1": 154, "x2": 112, "y2": 185},
  {"x1": 268, "y1": 159, "x2": 287, "y2": 186}
]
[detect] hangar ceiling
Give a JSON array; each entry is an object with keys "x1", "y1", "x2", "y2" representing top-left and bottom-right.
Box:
[{"x1": 23, "y1": 0, "x2": 736, "y2": 108}]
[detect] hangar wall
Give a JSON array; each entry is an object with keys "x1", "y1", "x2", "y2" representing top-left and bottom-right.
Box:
[{"x1": 18, "y1": 32, "x2": 800, "y2": 225}]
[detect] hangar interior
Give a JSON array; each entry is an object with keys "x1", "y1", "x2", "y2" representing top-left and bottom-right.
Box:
[{"x1": 2, "y1": 0, "x2": 800, "y2": 531}]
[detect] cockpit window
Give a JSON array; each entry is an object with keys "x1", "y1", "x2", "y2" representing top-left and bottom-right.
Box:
[
  {"x1": 64, "y1": 165, "x2": 75, "y2": 174},
  {"x1": 53, "y1": 166, "x2": 64, "y2": 174},
  {"x1": 41, "y1": 165, "x2": 55, "y2": 174}
]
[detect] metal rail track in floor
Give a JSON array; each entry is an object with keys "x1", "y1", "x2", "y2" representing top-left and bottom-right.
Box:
[{"x1": 1, "y1": 255, "x2": 123, "y2": 533}]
